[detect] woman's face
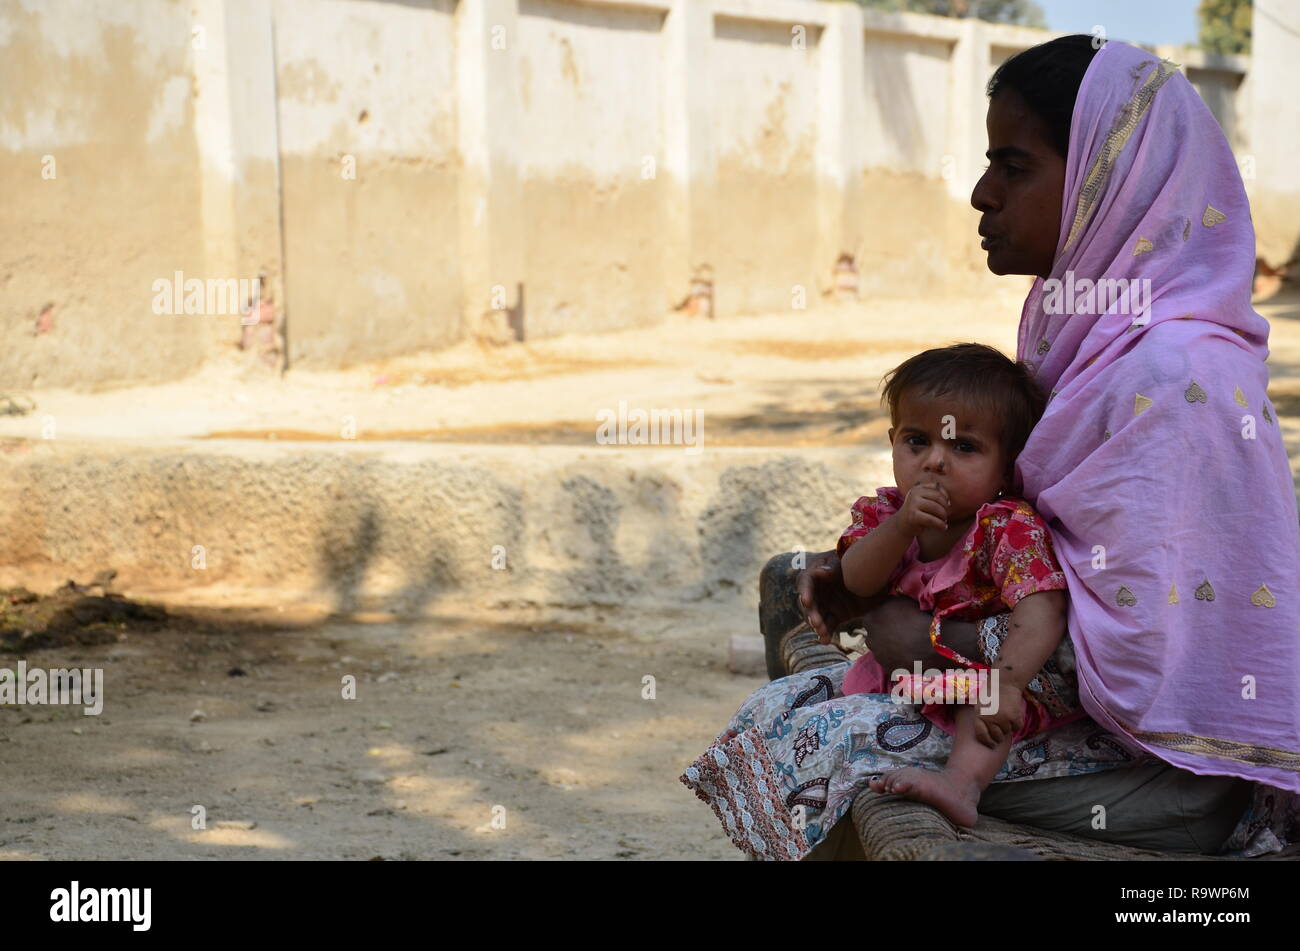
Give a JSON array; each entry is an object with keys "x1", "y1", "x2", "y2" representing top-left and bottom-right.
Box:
[{"x1": 970, "y1": 88, "x2": 1066, "y2": 279}]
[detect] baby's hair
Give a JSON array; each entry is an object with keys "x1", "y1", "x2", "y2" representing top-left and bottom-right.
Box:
[{"x1": 878, "y1": 343, "x2": 1048, "y2": 477}]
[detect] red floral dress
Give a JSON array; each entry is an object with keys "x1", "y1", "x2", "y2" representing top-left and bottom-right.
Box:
[{"x1": 836, "y1": 487, "x2": 1080, "y2": 738}]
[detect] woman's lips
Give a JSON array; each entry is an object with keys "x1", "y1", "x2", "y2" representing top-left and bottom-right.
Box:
[{"x1": 980, "y1": 235, "x2": 1000, "y2": 250}]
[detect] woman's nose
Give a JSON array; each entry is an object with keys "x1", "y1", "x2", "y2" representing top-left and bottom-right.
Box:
[{"x1": 971, "y1": 169, "x2": 997, "y2": 213}]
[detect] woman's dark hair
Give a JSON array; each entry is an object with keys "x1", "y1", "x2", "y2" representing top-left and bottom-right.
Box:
[
  {"x1": 987, "y1": 34, "x2": 1100, "y2": 158},
  {"x1": 880, "y1": 343, "x2": 1048, "y2": 473}
]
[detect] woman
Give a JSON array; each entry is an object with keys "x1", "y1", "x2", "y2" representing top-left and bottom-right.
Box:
[{"x1": 680, "y1": 34, "x2": 1300, "y2": 860}]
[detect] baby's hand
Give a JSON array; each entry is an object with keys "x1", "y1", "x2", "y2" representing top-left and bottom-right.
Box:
[
  {"x1": 893, "y1": 482, "x2": 950, "y2": 538},
  {"x1": 973, "y1": 682, "x2": 1024, "y2": 748}
]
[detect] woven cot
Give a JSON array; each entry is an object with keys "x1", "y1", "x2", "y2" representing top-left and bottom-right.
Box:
[{"x1": 757, "y1": 553, "x2": 1300, "y2": 861}]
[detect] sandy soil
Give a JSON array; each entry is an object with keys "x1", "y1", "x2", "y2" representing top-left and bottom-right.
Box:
[
  {"x1": 0, "y1": 293, "x2": 1037, "y2": 444},
  {"x1": 0, "y1": 595, "x2": 759, "y2": 860},
  {"x1": 3, "y1": 287, "x2": 1296, "y2": 472}
]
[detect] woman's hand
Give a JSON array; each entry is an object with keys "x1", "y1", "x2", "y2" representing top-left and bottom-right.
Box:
[
  {"x1": 796, "y1": 549, "x2": 876, "y2": 644},
  {"x1": 796, "y1": 548, "x2": 988, "y2": 662},
  {"x1": 862, "y1": 599, "x2": 987, "y2": 674}
]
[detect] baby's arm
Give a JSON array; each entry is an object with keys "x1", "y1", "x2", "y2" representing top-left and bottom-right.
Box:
[
  {"x1": 976, "y1": 589, "x2": 1068, "y2": 746},
  {"x1": 996, "y1": 589, "x2": 1068, "y2": 691},
  {"x1": 840, "y1": 516, "x2": 912, "y2": 599},
  {"x1": 840, "y1": 484, "x2": 949, "y2": 599}
]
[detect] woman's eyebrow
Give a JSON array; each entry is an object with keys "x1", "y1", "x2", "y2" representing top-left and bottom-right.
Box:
[{"x1": 985, "y1": 146, "x2": 1033, "y2": 162}]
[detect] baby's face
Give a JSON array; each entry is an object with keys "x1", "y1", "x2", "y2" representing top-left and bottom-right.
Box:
[{"x1": 888, "y1": 391, "x2": 1009, "y2": 521}]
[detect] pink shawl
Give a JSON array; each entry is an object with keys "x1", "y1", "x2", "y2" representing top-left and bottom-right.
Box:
[{"x1": 1013, "y1": 41, "x2": 1300, "y2": 792}]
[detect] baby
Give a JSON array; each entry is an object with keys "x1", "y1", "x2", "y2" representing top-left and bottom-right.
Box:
[{"x1": 837, "y1": 342, "x2": 1083, "y2": 826}]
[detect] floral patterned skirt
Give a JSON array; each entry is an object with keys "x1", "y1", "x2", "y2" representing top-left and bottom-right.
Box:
[{"x1": 679, "y1": 658, "x2": 1146, "y2": 860}]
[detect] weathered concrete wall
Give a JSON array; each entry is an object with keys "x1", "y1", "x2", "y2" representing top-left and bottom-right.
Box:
[
  {"x1": 1, "y1": 0, "x2": 1285, "y2": 389},
  {"x1": 0, "y1": 440, "x2": 894, "y2": 611},
  {"x1": 0, "y1": 0, "x2": 212, "y2": 390},
  {"x1": 274, "y1": 0, "x2": 461, "y2": 368},
  {"x1": 708, "y1": 14, "x2": 821, "y2": 316},
  {"x1": 858, "y1": 24, "x2": 974, "y2": 295},
  {"x1": 191, "y1": 0, "x2": 284, "y2": 352},
  {"x1": 514, "y1": 0, "x2": 669, "y2": 336},
  {"x1": 1248, "y1": 0, "x2": 1300, "y2": 268}
]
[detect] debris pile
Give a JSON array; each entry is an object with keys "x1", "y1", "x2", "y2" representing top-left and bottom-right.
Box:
[{"x1": 0, "y1": 570, "x2": 166, "y2": 652}]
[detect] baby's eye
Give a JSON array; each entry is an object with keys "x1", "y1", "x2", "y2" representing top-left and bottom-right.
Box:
[{"x1": 957, "y1": 442, "x2": 976, "y2": 452}]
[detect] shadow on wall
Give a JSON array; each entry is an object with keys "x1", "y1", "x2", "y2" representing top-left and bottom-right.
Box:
[
  {"x1": 306, "y1": 456, "x2": 862, "y2": 617},
  {"x1": 319, "y1": 504, "x2": 383, "y2": 616},
  {"x1": 0, "y1": 447, "x2": 871, "y2": 617},
  {"x1": 315, "y1": 460, "x2": 510, "y2": 618}
]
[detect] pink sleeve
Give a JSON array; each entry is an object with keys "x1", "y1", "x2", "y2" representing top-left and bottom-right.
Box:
[
  {"x1": 836, "y1": 495, "x2": 892, "y2": 558},
  {"x1": 987, "y1": 504, "x2": 1069, "y2": 609}
]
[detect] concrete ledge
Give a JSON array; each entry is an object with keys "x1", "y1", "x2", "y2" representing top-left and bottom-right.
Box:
[{"x1": 0, "y1": 440, "x2": 893, "y2": 612}]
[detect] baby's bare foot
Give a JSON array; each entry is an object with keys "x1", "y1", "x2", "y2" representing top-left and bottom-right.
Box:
[{"x1": 867, "y1": 767, "x2": 981, "y2": 827}]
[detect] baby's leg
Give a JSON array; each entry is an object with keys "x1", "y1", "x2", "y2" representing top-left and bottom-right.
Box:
[{"x1": 867, "y1": 705, "x2": 1012, "y2": 827}]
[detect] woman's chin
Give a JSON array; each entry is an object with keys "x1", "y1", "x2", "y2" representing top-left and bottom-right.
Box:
[
  {"x1": 983, "y1": 248, "x2": 1011, "y2": 275},
  {"x1": 984, "y1": 249, "x2": 1035, "y2": 278}
]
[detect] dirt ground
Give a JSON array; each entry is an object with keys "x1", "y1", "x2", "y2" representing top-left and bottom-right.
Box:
[
  {"x1": 2, "y1": 288, "x2": 1298, "y2": 861},
  {"x1": 0, "y1": 593, "x2": 759, "y2": 860}
]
